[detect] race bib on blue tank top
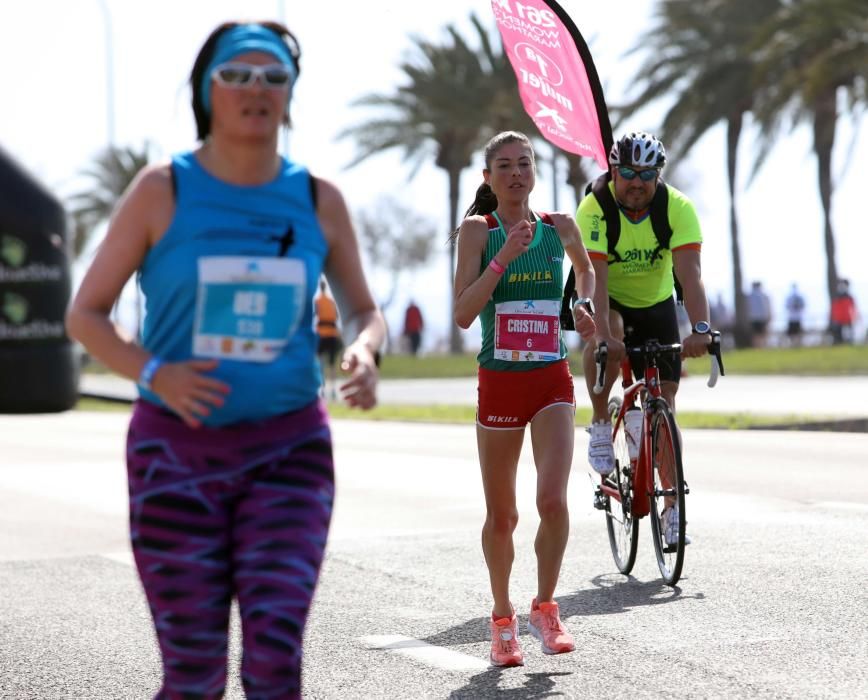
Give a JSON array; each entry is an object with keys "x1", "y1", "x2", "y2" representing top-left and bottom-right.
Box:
[{"x1": 193, "y1": 256, "x2": 306, "y2": 363}]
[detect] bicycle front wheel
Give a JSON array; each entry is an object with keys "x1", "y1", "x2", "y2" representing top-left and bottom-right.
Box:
[
  {"x1": 604, "y1": 397, "x2": 639, "y2": 574},
  {"x1": 647, "y1": 399, "x2": 686, "y2": 586}
]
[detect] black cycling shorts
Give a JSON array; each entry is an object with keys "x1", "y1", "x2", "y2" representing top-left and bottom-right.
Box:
[
  {"x1": 609, "y1": 295, "x2": 681, "y2": 383},
  {"x1": 317, "y1": 336, "x2": 340, "y2": 366}
]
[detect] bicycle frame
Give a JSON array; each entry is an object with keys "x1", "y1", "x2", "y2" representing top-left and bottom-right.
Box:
[
  {"x1": 599, "y1": 351, "x2": 665, "y2": 519},
  {"x1": 592, "y1": 332, "x2": 723, "y2": 584}
]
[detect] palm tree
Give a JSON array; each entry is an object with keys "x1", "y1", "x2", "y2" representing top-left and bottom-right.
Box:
[
  {"x1": 67, "y1": 143, "x2": 151, "y2": 257},
  {"x1": 617, "y1": 0, "x2": 782, "y2": 347},
  {"x1": 340, "y1": 14, "x2": 518, "y2": 353},
  {"x1": 562, "y1": 151, "x2": 594, "y2": 208},
  {"x1": 67, "y1": 143, "x2": 151, "y2": 337},
  {"x1": 751, "y1": 0, "x2": 868, "y2": 306}
]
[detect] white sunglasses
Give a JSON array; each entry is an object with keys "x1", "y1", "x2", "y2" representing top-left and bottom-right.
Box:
[{"x1": 211, "y1": 62, "x2": 293, "y2": 89}]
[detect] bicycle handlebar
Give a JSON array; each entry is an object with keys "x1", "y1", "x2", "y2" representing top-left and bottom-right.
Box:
[
  {"x1": 592, "y1": 333, "x2": 726, "y2": 391},
  {"x1": 707, "y1": 331, "x2": 726, "y2": 388}
]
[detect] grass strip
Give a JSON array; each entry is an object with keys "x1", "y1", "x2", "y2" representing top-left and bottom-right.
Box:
[{"x1": 74, "y1": 397, "x2": 849, "y2": 431}]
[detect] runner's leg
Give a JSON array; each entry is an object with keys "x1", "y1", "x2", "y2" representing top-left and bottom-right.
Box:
[
  {"x1": 477, "y1": 425, "x2": 524, "y2": 618},
  {"x1": 234, "y1": 432, "x2": 334, "y2": 700},
  {"x1": 127, "y1": 414, "x2": 233, "y2": 700},
  {"x1": 528, "y1": 403, "x2": 575, "y2": 602},
  {"x1": 582, "y1": 310, "x2": 624, "y2": 421}
]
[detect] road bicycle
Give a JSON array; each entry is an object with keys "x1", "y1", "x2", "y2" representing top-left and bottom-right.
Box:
[{"x1": 591, "y1": 333, "x2": 724, "y2": 586}]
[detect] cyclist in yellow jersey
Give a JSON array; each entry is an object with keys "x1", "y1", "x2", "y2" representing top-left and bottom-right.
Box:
[
  {"x1": 453, "y1": 132, "x2": 596, "y2": 667},
  {"x1": 577, "y1": 132, "x2": 712, "y2": 529}
]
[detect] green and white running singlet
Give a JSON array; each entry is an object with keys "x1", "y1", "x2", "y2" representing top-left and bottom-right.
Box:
[
  {"x1": 478, "y1": 211, "x2": 567, "y2": 371},
  {"x1": 577, "y1": 181, "x2": 702, "y2": 308}
]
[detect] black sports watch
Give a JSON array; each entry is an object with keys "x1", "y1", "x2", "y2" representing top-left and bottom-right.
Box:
[
  {"x1": 572, "y1": 296, "x2": 595, "y2": 317},
  {"x1": 692, "y1": 320, "x2": 711, "y2": 335}
]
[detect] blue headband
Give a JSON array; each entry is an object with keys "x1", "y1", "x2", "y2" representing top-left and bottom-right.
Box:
[{"x1": 201, "y1": 24, "x2": 297, "y2": 115}]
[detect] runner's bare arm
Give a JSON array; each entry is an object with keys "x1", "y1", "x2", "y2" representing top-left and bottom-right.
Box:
[
  {"x1": 552, "y1": 213, "x2": 596, "y2": 340},
  {"x1": 673, "y1": 246, "x2": 711, "y2": 358},
  {"x1": 453, "y1": 217, "x2": 498, "y2": 329},
  {"x1": 65, "y1": 164, "x2": 173, "y2": 381},
  {"x1": 551, "y1": 213, "x2": 594, "y2": 298},
  {"x1": 317, "y1": 177, "x2": 385, "y2": 409},
  {"x1": 317, "y1": 177, "x2": 385, "y2": 357}
]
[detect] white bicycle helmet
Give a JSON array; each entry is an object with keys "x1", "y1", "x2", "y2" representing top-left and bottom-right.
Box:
[{"x1": 608, "y1": 131, "x2": 667, "y2": 168}]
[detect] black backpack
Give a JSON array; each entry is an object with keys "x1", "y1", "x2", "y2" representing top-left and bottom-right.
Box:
[{"x1": 560, "y1": 172, "x2": 680, "y2": 330}]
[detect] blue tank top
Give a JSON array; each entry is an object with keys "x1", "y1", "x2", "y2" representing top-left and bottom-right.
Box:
[{"x1": 138, "y1": 151, "x2": 327, "y2": 426}]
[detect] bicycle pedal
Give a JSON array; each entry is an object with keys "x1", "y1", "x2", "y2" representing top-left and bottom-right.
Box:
[{"x1": 592, "y1": 487, "x2": 607, "y2": 510}]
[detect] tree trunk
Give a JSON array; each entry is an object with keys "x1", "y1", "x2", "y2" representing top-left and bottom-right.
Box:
[
  {"x1": 726, "y1": 113, "x2": 751, "y2": 348},
  {"x1": 564, "y1": 153, "x2": 592, "y2": 211},
  {"x1": 813, "y1": 87, "x2": 839, "y2": 309},
  {"x1": 447, "y1": 167, "x2": 464, "y2": 354}
]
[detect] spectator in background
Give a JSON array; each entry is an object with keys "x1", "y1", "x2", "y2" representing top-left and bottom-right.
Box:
[
  {"x1": 830, "y1": 278, "x2": 858, "y2": 345},
  {"x1": 747, "y1": 281, "x2": 772, "y2": 348},
  {"x1": 315, "y1": 278, "x2": 341, "y2": 398},
  {"x1": 784, "y1": 283, "x2": 806, "y2": 347},
  {"x1": 403, "y1": 299, "x2": 424, "y2": 356}
]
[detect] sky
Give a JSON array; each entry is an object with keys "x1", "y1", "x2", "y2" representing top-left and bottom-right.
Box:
[{"x1": 2, "y1": 0, "x2": 866, "y2": 350}]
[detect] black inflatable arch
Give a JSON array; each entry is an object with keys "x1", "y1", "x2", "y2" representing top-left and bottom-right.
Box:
[{"x1": 0, "y1": 145, "x2": 78, "y2": 412}]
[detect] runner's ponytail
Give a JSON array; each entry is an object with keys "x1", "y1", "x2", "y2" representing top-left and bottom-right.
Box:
[{"x1": 449, "y1": 183, "x2": 498, "y2": 243}]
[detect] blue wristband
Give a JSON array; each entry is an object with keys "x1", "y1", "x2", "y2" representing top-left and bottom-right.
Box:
[{"x1": 138, "y1": 357, "x2": 164, "y2": 391}]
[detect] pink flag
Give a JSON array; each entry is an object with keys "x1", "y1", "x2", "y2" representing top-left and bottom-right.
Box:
[{"x1": 491, "y1": 0, "x2": 612, "y2": 169}]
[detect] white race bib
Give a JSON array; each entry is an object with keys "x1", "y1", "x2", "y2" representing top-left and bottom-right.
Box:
[
  {"x1": 493, "y1": 299, "x2": 561, "y2": 362},
  {"x1": 193, "y1": 256, "x2": 306, "y2": 363}
]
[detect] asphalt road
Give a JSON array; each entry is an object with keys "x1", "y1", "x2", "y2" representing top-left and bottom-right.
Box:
[{"x1": 1, "y1": 411, "x2": 866, "y2": 699}]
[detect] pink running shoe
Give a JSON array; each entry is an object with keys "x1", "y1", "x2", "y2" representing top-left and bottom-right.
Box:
[
  {"x1": 527, "y1": 599, "x2": 575, "y2": 654},
  {"x1": 489, "y1": 613, "x2": 524, "y2": 667}
]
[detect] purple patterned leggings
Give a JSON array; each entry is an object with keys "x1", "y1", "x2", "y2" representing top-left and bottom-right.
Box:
[{"x1": 126, "y1": 399, "x2": 334, "y2": 700}]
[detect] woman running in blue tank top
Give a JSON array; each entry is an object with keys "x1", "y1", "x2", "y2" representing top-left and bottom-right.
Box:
[
  {"x1": 66, "y1": 21, "x2": 385, "y2": 700},
  {"x1": 452, "y1": 131, "x2": 596, "y2": 667}
]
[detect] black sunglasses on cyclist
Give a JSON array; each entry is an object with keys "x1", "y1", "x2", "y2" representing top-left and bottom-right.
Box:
[
  {"x1": 618, "y1": 166, "x2": 659, "y2": 182},
  {"x1": 211, "y1": 63, "x2": 293, "y2": 89}
]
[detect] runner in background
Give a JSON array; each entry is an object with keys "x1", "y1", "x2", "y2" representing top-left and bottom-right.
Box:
[
  {"x1": 452, "y1": 131, "x2": 596, "y2": 667},
  {"x1": 315, "y1": 278, "x2": 341, "y2": 397}
]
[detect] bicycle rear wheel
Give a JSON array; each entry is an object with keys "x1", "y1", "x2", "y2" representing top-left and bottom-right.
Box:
[
  {"x1": 647, "y1": 399, "x2": 686, "y2": 586},
  {"x1": 604, "y1": 397, "x2": 639, "y2": 574}
]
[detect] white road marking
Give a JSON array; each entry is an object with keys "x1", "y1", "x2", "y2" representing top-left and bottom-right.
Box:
[
  {"x1": 101, "y1": 551, "x2": 135, "y2": 567},
  {"x1": 812, "y1": 501, "x2": 868, "y2": 513},
  {"x1": 360, "y1": 635, "x2": 489, "y2": 671}
]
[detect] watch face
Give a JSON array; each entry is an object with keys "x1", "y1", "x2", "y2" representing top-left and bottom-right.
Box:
[
  {"x1": 575, "y1": 297, "x2": 594, "y2": 316},
  {"x1": 694, "y1": 321, "x2": 711, "y2": 334}
]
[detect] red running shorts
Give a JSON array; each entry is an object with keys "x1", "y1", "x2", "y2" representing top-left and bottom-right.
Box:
[{"x1": 477, "y1": 359, "x2": 575, "y2": 430}]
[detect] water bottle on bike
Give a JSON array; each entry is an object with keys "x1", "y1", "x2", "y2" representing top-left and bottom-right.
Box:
[{"x1": 623, "y1": 406, "x2": 642, "y2": 461}]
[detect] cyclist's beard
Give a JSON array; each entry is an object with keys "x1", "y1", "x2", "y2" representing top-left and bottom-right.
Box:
[{"x1": 617, "y1": 186, "x2": 654, "y2": 213}]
